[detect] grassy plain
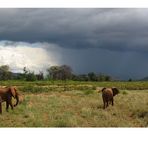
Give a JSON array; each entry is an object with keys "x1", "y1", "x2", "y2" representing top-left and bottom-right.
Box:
[{"x1": 0, "y1": 80, "x2": 148, "y2": 127}]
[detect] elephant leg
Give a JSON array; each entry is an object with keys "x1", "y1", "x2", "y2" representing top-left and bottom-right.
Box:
[
  {"x1": 7, "y1": 98, "x2": 13, "y2": 110},
  {"x1": 103, "y1": 99, "x2": 106, "y2": 109},
  {"x1": 7, "y1": 96, "x2": 14, "y2": 110},
  {"x1": 0, "y1": 102, "x2": 2, "y2": 114},
  {"x1": 9, "y1": 100, "x2": 14, "y2": 110},
  {"x1": 112, "y1": 98, "x2": 114, "y2": 106},
  {"x1": 6, "y1": 101, "x2": 9, "y2": 112},
  {"x1": 103, "y1": 102, "x2": 105, "y2": 109},
  {"x1": 106, "y1": 101, "x2": 109, "y2": 108}
]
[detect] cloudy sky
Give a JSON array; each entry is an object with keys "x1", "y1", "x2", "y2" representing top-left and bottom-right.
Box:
[{"x1": 0, "y1": 8, "x2": 148, "y2": 79}]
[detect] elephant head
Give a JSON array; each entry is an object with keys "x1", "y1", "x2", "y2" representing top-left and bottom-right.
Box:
[
  {"x1": 9, "y1": 87, "x2": 19, "y2": 107},
  {"x1": 112, "y1": 87, "x2": 119, "y2": 96},
  {"x1": 0, "y1": 86, "x2": 20, "y2": 114}
]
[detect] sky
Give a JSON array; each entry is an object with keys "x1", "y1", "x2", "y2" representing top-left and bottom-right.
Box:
[{"x1": 0, "y1": 8, "x2": 148, "y2": 79}]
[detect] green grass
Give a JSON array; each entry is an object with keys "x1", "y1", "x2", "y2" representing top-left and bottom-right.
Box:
[
  {"x1": 0, "y1": 80, "x2": 148, "y2": 127},
  {"x1": 1, "y1": 80, "x2": 148, "y2": 91}
]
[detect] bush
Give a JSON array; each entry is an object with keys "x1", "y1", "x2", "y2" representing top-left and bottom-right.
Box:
[
  {"x1": 20, "y1": 85, "x2": 49, "y2": 93},
  {"x1": 26, "y1": 72, "x2": 37, "y2": 81},
  {"x1": 83, "y1": 90, "x2": 94, "y2": 95},
  {"x1": 122, "y1": 90, "x2": 128, "y2": 95}
]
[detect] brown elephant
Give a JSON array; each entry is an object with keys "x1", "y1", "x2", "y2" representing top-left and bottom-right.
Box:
[
  {"x1": 100, "y1": 87, "x2": 119, "y2": 109},
  {"x1": 0, "y1": 86, "x2": 19, "y2": 114}
]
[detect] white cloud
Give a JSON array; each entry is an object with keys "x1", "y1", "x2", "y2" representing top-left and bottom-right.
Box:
[{"x1": 0, "y1": 40, "x2": 61, "y2": 73}]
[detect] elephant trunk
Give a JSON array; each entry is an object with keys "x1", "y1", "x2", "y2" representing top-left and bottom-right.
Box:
[
  {"x1": 14, "y1": 94, "x2": 19, "y2": 107},
  {"x1": 9, "y1": 87, "x2": 19, "y2": 107}
]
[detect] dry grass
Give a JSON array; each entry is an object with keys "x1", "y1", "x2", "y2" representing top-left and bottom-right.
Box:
[{"x1": 0, "y1": 89, "x2": 147, "y2": 127}]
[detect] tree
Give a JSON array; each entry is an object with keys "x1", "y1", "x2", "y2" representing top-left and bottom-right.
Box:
[
  {"x1": 97, "y1": 73, "x2": 111, "y2": 81},
  {"x1": 25, "y1": 71, "x2": 37, "y2": 81},
  {"x1": 36, "y1": 71, "x2": 44, "y2": 80},
  {"x1": 23, "y1": 67, "x2": 37, "y2": 81},
  {"x1": 47, "y1": 65, "x2": 72, "y2": 80},
  {"x1": 60, "y1": 65, "x2": 72, "y2": 80},
  {"x1": 47, "y1": 66, "x2": 60, "y2": 80},
  {"x1": 128, "y1": 78, "x2": 132, "y2": 82},
  {"x1": 0, "y1": 65, "x2": 12, "y2": 80},
  {"x1": 74, "y1": 74, "x2": 89, "y2": 81},
  {"x1": 104, "y1": 75, "x2": 111, "y2": 81},
  {"x1": 23, "y1": 67, "x2": 28, "y2": 75},
  {"x1": 88, "y1": 72, "x2": 97, "y2": 81}
]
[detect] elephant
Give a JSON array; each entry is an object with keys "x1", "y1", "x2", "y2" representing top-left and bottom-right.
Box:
[
  {"x1": 100, "y1": 87, "x2": 119, "y2": 109},
  {"x1": 0, "y1": 86, "x2": 19, "y2": 114}
]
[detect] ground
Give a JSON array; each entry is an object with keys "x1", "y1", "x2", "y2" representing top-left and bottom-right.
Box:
[{"x1": 0, "y1": 81, "x2": 147, "y2": 127}]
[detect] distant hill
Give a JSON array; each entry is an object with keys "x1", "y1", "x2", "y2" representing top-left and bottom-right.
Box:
[{"x1": 140, "y1": 76, "x2": 148, "y2": 81}]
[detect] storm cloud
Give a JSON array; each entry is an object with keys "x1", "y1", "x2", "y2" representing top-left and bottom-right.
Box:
[
  {"x1": 0, "y1": 40, "x2": 61, "y2": 73},
  {"x1": 0, "y1": 8, "x2": 148, "y2": 79}
]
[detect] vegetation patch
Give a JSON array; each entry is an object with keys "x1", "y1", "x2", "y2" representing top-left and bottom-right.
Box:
[
  {"x1": 122, "y1": 90, "x2": 128, "y2": 95},
  {"x1": 0, "y1": 81, "x2": 148, "y2": 127}
]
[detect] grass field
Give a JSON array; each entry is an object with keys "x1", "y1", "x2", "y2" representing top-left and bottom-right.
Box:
[{"x1": 0, "y1": 80, "x2": 148, "y2": 127}]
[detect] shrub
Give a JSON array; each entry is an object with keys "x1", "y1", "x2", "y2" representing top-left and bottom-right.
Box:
[
  {"x1": 83, "y1": 90, "x2": 94, "y2": 95},
  {"x1": 26, "y1": 72, "x2": 37, "y2": 81},
  {"x1": 122, "y1": 90, "x2": 128, "y2": 95},
  {"x1": 20, "y1": 85, "x2": 50, "y2": 93}
]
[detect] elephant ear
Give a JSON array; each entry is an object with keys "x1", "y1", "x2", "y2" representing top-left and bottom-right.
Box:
[
  {"x1": 10, "y1": 87, "x2": 16, "y2": 98},
  {"x1": 112, "y1": 87, "x2": 119, "y2": 96},
  {"x1": 101, "y1": 87, "x2": 106, "y2": 92}
]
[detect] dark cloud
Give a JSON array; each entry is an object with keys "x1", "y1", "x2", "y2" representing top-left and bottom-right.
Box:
[
  {"x1": 0, "y1": 8, "x2": 148, "y2": 79},
  {"x1": 0, "y1": 8, "x2": 148, "y2": 52},
  {"x1": 56, "y1": 48, "x2": 148, "y2": 79}
]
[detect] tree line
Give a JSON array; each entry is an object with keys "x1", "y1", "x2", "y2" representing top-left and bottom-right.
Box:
[{"x1": 0, "y1": 65, "x2": 112, "y2": 81}]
